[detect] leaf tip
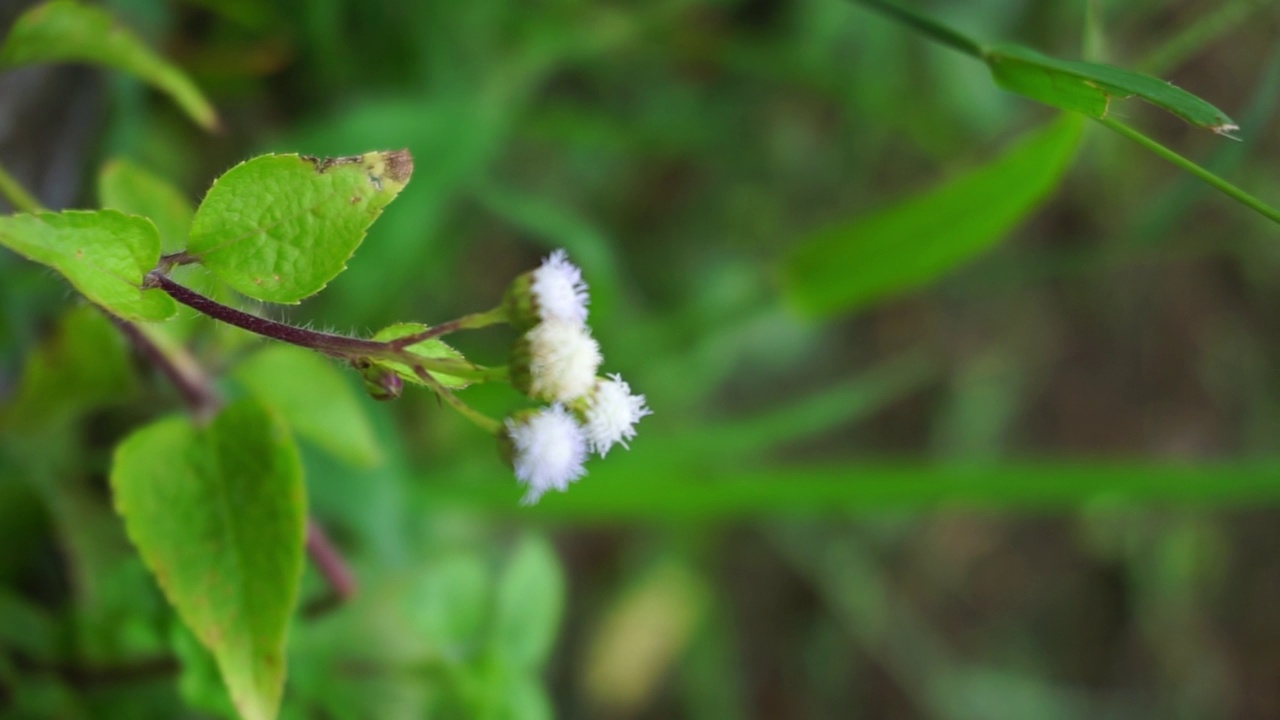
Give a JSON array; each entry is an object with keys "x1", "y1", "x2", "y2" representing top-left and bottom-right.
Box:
[
  {"x1": 383, "y1": 149, "x2": 413, "y2": 185},
  {"x1": 1212, "y1": 122, "x2": 1241, "y2": 141}
]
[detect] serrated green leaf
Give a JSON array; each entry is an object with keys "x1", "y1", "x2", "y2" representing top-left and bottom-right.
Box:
[
  {"x1": 0, "y1": 210, "x2": 175, "y2": 322},
  {"x1": 235, "y1": 345, "x2": 383, "y2": 468},
  {"x1": 370, "y1": 322, "x2": 470, "y2": 389},
  {"x1": 187, "y1": 151, "x2": 414, "y2": 304},
  {"x1": 985, "y1": 44, "x2": 1239, "y2": 135},
  {"x1": 0, "y1": 0, "x2": 218, "y2": 130},
  {"x1": 110, "y1": 399, "x2": 306, "y2": 720},
  {"x1": 492, "y1": 535, "x2": 563, "y2": 669},
  {"x1": 783, "y1": 115, "x2": 1082, "y2": 317},
  {"x1": 99, "y1": 159, "x2": 194, "y2": 254}
]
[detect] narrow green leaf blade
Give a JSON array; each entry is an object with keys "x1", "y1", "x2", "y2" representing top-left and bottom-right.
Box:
[
  {"x1": 0, "y1": 0, "x2": 219, "y2": 130},
  {"x1": 187, "y1": 151, "x2": 413, "y2": 304},
  {"x1": 99, "y1": 159, "x2": 194, "y2": 254},
  {"x1": 0, "y1": 210, "x2": 175, "y2": 321},
  {"x1": 110, "y1": 399, "x2": 306, "y2": 720},
  {"x1": 234, "y1": 345, "x2": 383, "y2": 468},
  {"x1": 986, "y1": 43, "x2": 1238, "y2": 135},
  {"x1": 784, "y1": 115, "x2": 1082, "y2": 317}
]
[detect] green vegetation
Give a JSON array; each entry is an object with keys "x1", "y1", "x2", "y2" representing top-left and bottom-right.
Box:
[{"x1": 1, "y1": 0, "x2": 1277, "y2": 717}]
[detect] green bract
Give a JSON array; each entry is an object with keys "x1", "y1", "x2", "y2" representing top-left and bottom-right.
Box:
[
  {"x1": 0, "y1": 210, "x2": 175, "y2": 322},
  {"x1": 0, "y1": 0, "x2": 219, "y2": 130},
  {"x1": 188, "y1": 151, "x2": 414, "y2": 304},
  {"x1": 110, "y1": 399, "x2": 305, "y2": 720},
  {"x1": 371, "y1": 322, "x2": 470, "y2": 390}
]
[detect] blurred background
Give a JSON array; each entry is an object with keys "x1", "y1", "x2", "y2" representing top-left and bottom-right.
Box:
[{"x1": 2, "y1": 0, "x2": 1280, "y2": 717}]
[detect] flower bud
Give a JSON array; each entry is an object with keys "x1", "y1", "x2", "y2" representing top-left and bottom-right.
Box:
[
  {"x1": 504, "y1": 249, "x2": 590, "y2": 331},
  {"x1": 577, "y1": 374, "x2": 651, "y2": 456},
  {"x1": 501, "y1": 405, "x2": 588, "y2": 504},
  {"x1": 353, "y1": 359, "x2": 404, "y2": 401},
  {"x1": 511, "y1": 319, "x2": 602, "y2": 403}
]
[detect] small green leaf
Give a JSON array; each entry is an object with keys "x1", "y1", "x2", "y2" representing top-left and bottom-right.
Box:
[
  {"x1": 783, "y1": 115, "x2": 1082, "y2": 317},
  {"x1": 0, "y1": 210, "x2": 175, "y2": 322},
  {"x1": 370, "y1": 322, "x2": 470, "y2": 390},
  {"x1": 187, "y1": 151, "x2": 414, "y2": 304},
  {"x1": 492, "y1": 535, "x2": 563, "y2": 669},
  {"x1": 985, "y1": 44, "x2": 1239, "y2": 135},
  {"x1": 0, "y1": 0, "x2": 219, "y2": 130},
  {"x1": 99, "y1": 159, "x2": 194, "y2": 254},
  {"x1": 110, "y1": 399, "x2": 306, "y2": 720},
  {"x1": 235, "y1": 345, "x2": 383, "y2": 468}
]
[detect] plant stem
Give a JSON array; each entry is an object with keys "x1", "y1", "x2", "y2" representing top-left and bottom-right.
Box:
[
  {"x1": 109, "y1": 315, "x2": 220, "y2": 424},
  {"x1": 148, "y1": 273, "x2": 506, "y2": 380},
  {"x1": 0, "y1": 162, "x2": 44, "y2": 213},
  {"x1": 149, "y1": 273, "x2": 390, "y2": 358},
  {"x1": 1096, "y1": 116, "x2": 1280, "y2": 226},
  {"x1": 303, "y1": 519, "x2": 358, "y2": 616},
  {"x1": 416, "y1": 368, "x2": 503, "y2": 435},
  {"x1": 850, "y1": 0, "x2": 986, "y2": 59},
  {"x1": 388, "y1": 306, "x2": 509, "y2": 349}
]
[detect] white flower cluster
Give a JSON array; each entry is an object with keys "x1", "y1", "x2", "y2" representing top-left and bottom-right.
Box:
[{"x1": 505, "y1": 250, "x2": 650, "y2": 504}]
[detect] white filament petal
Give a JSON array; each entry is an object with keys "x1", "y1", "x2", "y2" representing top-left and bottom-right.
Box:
[
  {"x1": 583, "y1": 374, "x2": 651, "y2": 456},
  {"x1": 507, "y1": 405, "x2": 588, "y2": 504},
  {"x1": 531, "y1": 249, "x2": 590, "y2": 325},
  {"x1": 526, "y1": 319, "x2": 602, "y2": 402}
]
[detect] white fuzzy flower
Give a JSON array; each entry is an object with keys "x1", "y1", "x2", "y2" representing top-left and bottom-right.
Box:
[
  {"x1": 506, "y1": 405, "x2": 588, "y2": 504},
  {"x1": 583, "y1": 374, "x2": 651, "y2": 456},
  {"x1": 531, "y1": 249, "x2": 590, "y2": 325},
  {"x1": 521, "y1": 319, "x2": 602, "y2": 402}
]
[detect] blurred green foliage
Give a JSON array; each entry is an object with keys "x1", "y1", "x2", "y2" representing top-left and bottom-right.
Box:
[{"x1": 2, "y1": 0, "x2": 1280, "y2": 717}]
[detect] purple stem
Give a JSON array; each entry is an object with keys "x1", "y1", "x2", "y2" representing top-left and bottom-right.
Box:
[{"x1": 148, "y1": 273, "x2": 387, "y2": 359}]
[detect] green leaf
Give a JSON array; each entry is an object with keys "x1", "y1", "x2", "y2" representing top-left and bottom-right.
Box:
[
  {"x1": 99, "y1": 159, "x2": 194, "y2": 254},
  {"x1": 110, "y1": 399, "x2": 306, "y2": 720},
  {"x1": 492, "y1": 535, "x2": 563, "y2": 669},
  {"x1": 986, "y1": 44, "x2": 1239, "y2": 135},
  {"x1": 0, "y1": 210, "x2": 175, "y2": 322},
  {"x1": 850, "y1": 0, "x2": 1238, "y2": 136},
  {"x1": 370, "y1": 322, "x2": 470, "y2": 389},
  {"x1": 2, "y1": 305, "x2": 135, "y2": 428},
  {"x1": 783, "y1": 115, "x2": 1082, "y2": 317},
  {"x1": 235, "y1": 345, "x2": 383, "y2": 468},
  {"x1": 187, "y1": 151, "x2": 414, "y2": 304},
  {"x1": 0, "y1": 0, "x2": 219, "y2": 131}
]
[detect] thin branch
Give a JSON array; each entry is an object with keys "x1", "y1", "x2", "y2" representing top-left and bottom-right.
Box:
[
  {"x1": 303, "y1": 519, "x2": 359, "y2": 617},
  {"x1": 0, "y1": 161, "x2": 44, "y2": 213},
  {"x1": 108, "y1": 315, "x2": 220, "y2": 424}
]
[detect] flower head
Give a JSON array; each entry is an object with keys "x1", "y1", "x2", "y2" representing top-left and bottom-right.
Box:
[
  {"x1": 532, "y1": 250, "x2": 590, "y2": 325},
  {"x1": 512, "y1": 319, "x2": 602, "y2": 403},
  {"x1": 504, "y1": 405, "x2": 588, "y2": 504},
  {"x1": 505, "y1": 249, "x2": 590, "y2": 330},
  {"x1": 581, "y1": 374, "x2": 651, "y2": 456}
]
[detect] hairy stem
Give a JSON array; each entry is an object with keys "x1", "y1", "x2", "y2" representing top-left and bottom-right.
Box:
[
  {"x1": 148, "y1": 273, "x2": 507, "y2": 381},
  {"x1": 148, "y1": 273, "x2": 389, "y2": 358}
]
